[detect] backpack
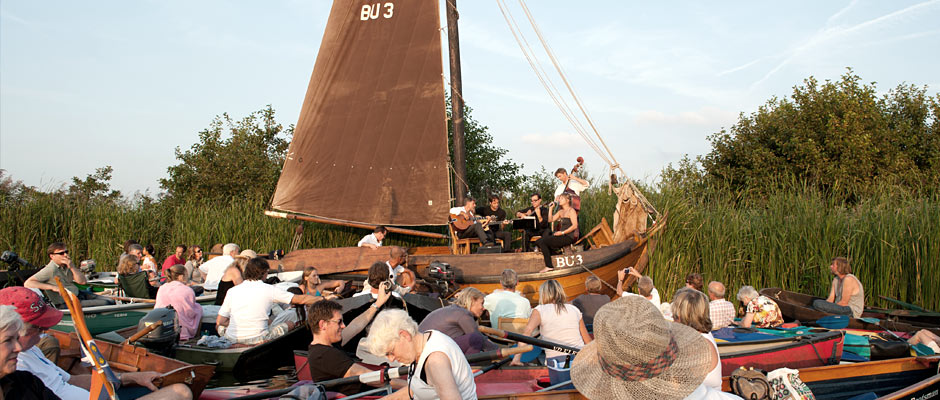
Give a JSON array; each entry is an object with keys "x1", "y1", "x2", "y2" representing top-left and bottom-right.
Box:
[{"x1": 731, "y1": 367, "x2": 772, "y2": 400}]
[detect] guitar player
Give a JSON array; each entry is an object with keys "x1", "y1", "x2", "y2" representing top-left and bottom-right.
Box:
[
  {"x1": 476, "y1": 195, "x2": 512, "y2": 252},
  {"x1": 449, "y1": 197, "x2": 494, "y2": 246}
]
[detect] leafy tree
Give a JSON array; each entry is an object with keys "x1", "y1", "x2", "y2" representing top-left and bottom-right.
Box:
[
  {"x1": 446, "y1": 98, "x2": 524, "y2": 200},
  {"x1": 67, "y1": 166, "x2": 122, "y2": 203},
  {"x1": 699, "y1": 69, "x2": 939, "y2": 198},
  {"x1": 160, "y1": 106, "x2": 292, "y2": 202}
]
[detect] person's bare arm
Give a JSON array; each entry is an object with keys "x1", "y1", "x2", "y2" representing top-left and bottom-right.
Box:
[
  {"x1": 512, "y1": 310, "x2": 541, "y2": 365},
  {"x1": 24, "y1": 276, "x2": 59, "y2": 292},
  {"x1": 362, "y1": 243, "x2": 379, "y2": 249},
  {"x1": 825, "y1": 278, "x2": 837, "y2": 303},
  {"x1": 216, "y1": 315, "x2": 230, "y2": 332},
  {"x1": 616, "y1": 269, "x2": 626, "y2": 296},
  {"x1": 424, "y1": 352, "x2": 462, "y2": 400},
  {"x1": 571, "y1": 176, "x2": 588, "y2": 186},
  {"x1": 69, "y1": 263, "x2": 87, "y2": 285},
  {"x1": 345, "y1": 363, "x2": 407, "y2": 389},
  {"x1": 739, "y1": 313, "x2": 754, "y2": 328},
  {"x1": 342, "y1": 284, "x2": 391, "y2": 345},
  {"x1": 290, "y1": 294, "x2": 320, "y2": 305},
  {"x1": 579, "y1": 319, "x2": 592, "y2": 344}
]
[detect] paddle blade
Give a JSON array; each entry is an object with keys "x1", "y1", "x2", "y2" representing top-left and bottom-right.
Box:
[{"x1": 816, "y1": 315, "x2": 849, "y2": 329}]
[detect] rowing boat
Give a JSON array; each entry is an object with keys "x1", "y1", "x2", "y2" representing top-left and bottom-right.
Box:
[
  {"x1": 760, "y1": 288, "x2": 940, "y2": 333},
  {"x1": 48, "y1": 328, "x2": 216, "y2": 398},
  {"x1": 717, "y1": 331, "x2": 844, "y2": 375},
  {"x1": 54, "y1": 293, "x2": 217, "y2": 335}
]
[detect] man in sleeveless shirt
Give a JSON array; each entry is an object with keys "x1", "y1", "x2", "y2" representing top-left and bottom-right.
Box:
[{"x1": 812, "y1": 257, "x2": 864, "y2": 318}]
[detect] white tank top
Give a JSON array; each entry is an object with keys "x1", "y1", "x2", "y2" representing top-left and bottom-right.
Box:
[
  {"x1": 535, "y1": 304, "x2": 585, "y2": 359},
  {"x1": 410, "y1": 330, "x2": 477, "y2": 400},
  {"x1": 702, "y1": 332, "x2": 722, "y2": 390}
]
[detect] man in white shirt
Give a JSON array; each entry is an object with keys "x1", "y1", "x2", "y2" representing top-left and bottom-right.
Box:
[
  {"x1": 553, "y1": 167, "x2": 588, "y2": 199},
  {"x1": 0, "y1": 287, "x2": 191, "y2": 400},
  {"x1": 617, "y1": 267, "x2": 662, "y2": 309},
  {"x1": 482, "y1": 269, "x2": 532, "y2": 328},
  {"x1": 357, "y1": 226, "x2": 387, "y2": 249},
  {"x1": 217, "y1": 257, "x2": 319, "y2": 344},
  {"x1": 708, "y1": 281, "x2": 736, "y2": 330},
  {"x1": 200, "y1": 243, "x2": 239, "y2": 290}
]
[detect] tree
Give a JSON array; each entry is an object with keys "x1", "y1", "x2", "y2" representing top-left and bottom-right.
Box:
[
  {"x1": 67, "y1": 166, "x2": 122, "y2": 203},
  {"x1": 446, "y1": 98, "x2": 524, "y2": 200},
  {"x1": 700, "y1": 69, "x2": 939, "y2": 197},
  {"x1": 160, "y1": 106, "x2": 292, "y2": 202}
]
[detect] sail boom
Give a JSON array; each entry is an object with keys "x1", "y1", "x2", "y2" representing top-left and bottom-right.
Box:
[{"x1": 264, "y1": 210, "x2": 447, "y2": 240}]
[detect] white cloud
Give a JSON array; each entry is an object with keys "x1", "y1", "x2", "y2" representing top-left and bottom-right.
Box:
[{"x1": 635, "y1": 107, "x2": 737, "y2": 128}]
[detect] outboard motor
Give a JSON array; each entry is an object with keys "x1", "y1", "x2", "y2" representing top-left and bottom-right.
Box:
[
  {"x1": 133, "y1": 307, "x2": 179, "y2": 356},
  {"x1": 427, "y1": 261, "x2": 457, "y2": 297}
]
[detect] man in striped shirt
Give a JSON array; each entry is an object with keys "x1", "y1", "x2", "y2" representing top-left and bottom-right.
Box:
[{"x1": 708, "y1": 281, "x2": 735, "y2": 330}]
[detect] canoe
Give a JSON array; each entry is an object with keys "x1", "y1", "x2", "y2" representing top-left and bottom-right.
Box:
[
  {"x1": 54, "y1": 293, "x2": 217, "y2": 335},
  {"x1": 717, "y1": 331, "x2": 844, "y2": 375},
  {"x1": 760, "y1": 288, "x2": 940, "y2": 334},
  {"x1": 48, "y1": 328, "x2": 216, "y2": 398}
]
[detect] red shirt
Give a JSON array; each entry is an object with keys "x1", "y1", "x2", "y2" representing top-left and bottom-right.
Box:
[{"x1": 162, "y1": 255, "x2": 184, "y2": 274}]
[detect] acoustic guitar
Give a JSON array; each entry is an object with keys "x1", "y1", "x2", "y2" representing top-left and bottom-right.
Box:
[{"x1": 449, "y1": 213, "x2": 495, "y2": 231}]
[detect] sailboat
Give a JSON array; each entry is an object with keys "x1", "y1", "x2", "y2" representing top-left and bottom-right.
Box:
[{"x1": 262, "y1": 0, "x2": 662, "y2": 304}]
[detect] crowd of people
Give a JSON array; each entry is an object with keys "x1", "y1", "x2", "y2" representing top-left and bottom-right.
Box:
[{"x1": 10, "y1": 229, "x2": 940, "y2": 400}]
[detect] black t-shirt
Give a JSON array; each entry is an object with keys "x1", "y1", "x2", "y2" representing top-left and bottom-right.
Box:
[
  {"x1": 476, "y1": 206, "x2": 507, "y2": 231},
  {"x1": 308, "y1": 343, "x2": 370, "y2": 396},
  {"x1": 516, "y1": 206, "x2": 550, "y2": 230},
  {"x1": 0, "y1": 370, "x2": 61, "y2": 400}
]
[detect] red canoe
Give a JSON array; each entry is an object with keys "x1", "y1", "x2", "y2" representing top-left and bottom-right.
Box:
[{"x1": 718, "y1": 330, "x2": 844, "y2": 375}]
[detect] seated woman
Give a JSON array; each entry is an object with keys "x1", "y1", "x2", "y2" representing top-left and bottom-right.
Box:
[
  {"x1": 184, "y1": 246, "x2": 205, "y2": 284},
  {"x1": 737, "y1": 285, "x2": 784, "y2": 328},
  {"x1": 511, "y1": 280, "x2": 591, "y2": 389},
  {"x1": 155, "y1": 265, "x2": 204, "y2": 341},
  {"x1": 672, "y1": 288, "x2": 721, "y2": 390},
  {"x1": 535, "y1": 193, "x2": 579, "y2": 273},
  {"x1": 141, "y1": 244, "x2": 160, "y2": 281},
  {"x1": 117, "y1": 254, "x2": 159, "y2": 299},
  {"x1": 366, "y1": 309, "x2": 477, "y2": 400},
  {"x1": 417, "y1": 288, "x2": 497, "y2": 355},
  {"x1": 300, "y1": 266, "x2": 345, "y2": 300},
  {"x1": 214, "y1": 255, "x2": 249, "y2": 306},
  {"x1": 0, "y1": 305, "x2": 60, "y2": 399}
]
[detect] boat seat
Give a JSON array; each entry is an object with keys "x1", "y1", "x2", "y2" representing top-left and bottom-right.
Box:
[
  {"x1": 447, "y1": 223, "x2": 503, "y2": 255},
  {"x1": 575, "y1": 217, "x2": 615, "y2": 249},
  {"x1": 498, "y1": 317, "x2": 538, "y2": 336}
]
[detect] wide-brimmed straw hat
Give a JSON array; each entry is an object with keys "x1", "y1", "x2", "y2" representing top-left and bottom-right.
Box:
[{"x1": 572, "y1": 295, "x2": 712, "y2": 400}]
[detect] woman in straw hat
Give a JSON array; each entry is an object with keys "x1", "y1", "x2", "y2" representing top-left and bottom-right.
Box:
[
  {"x1": 672, "y1": 288, "x2": 722, "y2": 390},
  {"x1": 571, "y1": 295, "x2": 743, "y2": 400},
  {"x1": 366, "y1": 309, "x2": 477, "y2": 400},
  {"x1": 511, "y1": 280, "x2": 592, "y2": 388}
]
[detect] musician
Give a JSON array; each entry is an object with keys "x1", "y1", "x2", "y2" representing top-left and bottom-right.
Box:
[
  {"x1": 536, "y1": 193, "x2": 579, "y2": 273},
  {"x1": 515, "y1": 193, "x2": 550, "y2": 252},
  {"x1": 449, "y1": 197, "x2": 492, "y2": 246},
  {"x1": 553, "y1": 167, "x2": 588, "y2": 201},
  {"x1": 476, "y1": 195, "x2": 511, "y2": 252}
]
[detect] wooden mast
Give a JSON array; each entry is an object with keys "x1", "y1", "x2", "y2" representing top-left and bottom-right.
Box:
[{"x1": 447, "y1": 0, "x2": 468, "y2": 205}]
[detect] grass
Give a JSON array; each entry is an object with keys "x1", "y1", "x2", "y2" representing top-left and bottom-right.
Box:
[{"x1": 2, "y1": 183, "x2": 936, "y2": 311}]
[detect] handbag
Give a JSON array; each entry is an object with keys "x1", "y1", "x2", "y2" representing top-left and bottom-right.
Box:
[
  {"x1": 731, "y1": 367, "x2": 772, "y2": 400},
  {"x1": 767, "y1": 367, "x2": 815, "y2": 400}
]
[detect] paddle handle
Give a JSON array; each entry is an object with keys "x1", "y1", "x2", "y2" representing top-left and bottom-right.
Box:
[
  {"x1": 479, "y1": 326, "x2": 580, "y2": 355},
  {"x1": 106, "y1": 295, "x2": 157, "y2": 304},
  {"x1": 126, "y1": 320, "x2": 163, "y2": 343},
  {"x1": 466, "y1": 344, "x2": 534, "y2": 364}
]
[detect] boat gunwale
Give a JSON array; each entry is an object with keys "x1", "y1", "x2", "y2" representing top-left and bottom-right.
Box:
[{"x1": 717, "y1": 330, "x2": 843, "y2": 358}]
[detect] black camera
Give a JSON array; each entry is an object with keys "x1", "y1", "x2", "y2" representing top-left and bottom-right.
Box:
[{"x1": 1, "y1": 251, "x2": 35, "y2": 271}]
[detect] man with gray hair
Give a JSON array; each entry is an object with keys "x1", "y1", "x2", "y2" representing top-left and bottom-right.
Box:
[
  {"x1": 707, "y1": 281, "x2": 735, "y2": 330},
  {"x1": 199, "y1": 243, "x2": 240, "y2": 290},
  {"x1": 482, "y1": 269, "x2": 531, "y2": 328}
]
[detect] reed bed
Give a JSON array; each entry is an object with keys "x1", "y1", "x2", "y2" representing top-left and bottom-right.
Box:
[{"x1": 2, "y1": 184, "x2": 936, "y2": 310}]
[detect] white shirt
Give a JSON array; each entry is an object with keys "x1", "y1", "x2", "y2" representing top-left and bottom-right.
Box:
[
  {"x1": 199, "y1": 254, "x2": 234, "y2": 290},
  {"x1": 534, "y1": 304, "x2": 585, "y2": 359},
  {"x1": 554, "y1": 178, "x2": 587, "y2": 198},
  {"x1": 218, "y1": 280, "x2": 295, "y2": 341},
  {"x1": 386, "y1": 261, "x2": 404, "y2": 281},
  {"x1": 449, "y1": 206, "x2": 472, "y2": 216},
  {"x1": 622, "y1": 287, "x2": 661, "y2": 307},
  {"x1": 702, "y1": 332, "x2": 722, "y2": 390},
  {"x1": 684, "y1": 384, "x2": 744, "y2": 399},
  {"x1": 483, "y1": 289, "x2": 532, "y2": 328},
  {"x1": 17, "y1": 345, "x2": 89, "y2": 400},
  {"x1": 357, "y1": 233, "x2": 382, "y2": 247},
  {"x1": 410, "y1": 330, "x2": 477, "y2": 400}
]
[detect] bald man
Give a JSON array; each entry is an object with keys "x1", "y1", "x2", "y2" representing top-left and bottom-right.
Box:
[{"x1": 708, "y1": 281, "x2": 735, "y2": 330}]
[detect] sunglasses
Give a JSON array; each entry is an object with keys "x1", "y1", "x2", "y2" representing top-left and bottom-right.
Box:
[{"x1": 51, "y1": 250, "x2": 69, "y2": 255}]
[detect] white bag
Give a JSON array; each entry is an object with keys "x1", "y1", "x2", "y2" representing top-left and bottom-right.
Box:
[{"x1": 767, "y1": 367, "x2": 815, "y2": 400}]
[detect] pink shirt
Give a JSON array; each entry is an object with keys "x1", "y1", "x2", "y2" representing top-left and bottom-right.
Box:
[{"x1": 155, "y1": 281, "x2": 203, "y2": 340}]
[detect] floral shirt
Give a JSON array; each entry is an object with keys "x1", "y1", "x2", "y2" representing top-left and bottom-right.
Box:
[{"x1": 746, "y1": 295, "x2": 784, "y2": 328}]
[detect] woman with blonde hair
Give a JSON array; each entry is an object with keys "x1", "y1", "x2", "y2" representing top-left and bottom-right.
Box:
[
  {"x1": 213, "y1": 255, "x2": 249, "y2": 306},
  {"x1": 672, "y1": 287, "x2": 721, "y2": 390},
  {"x1": 117, "y1": 254, "x2": 159, "y2": 299},
  {"x1": 418, "y1": 287, "x2": 497, "y2": 354},
  {"x1": 366, "y1": 309, "x2": 476, "y2": 399},
  {"x1": 512, "y1": 280, "x2": 592, "y2": 389},
  {"x1": 300, "y1": 266, "x2": 346, "y2": 299},
  {"x1": 535, "y1": 193, "x2": 579, "y2": 273}
]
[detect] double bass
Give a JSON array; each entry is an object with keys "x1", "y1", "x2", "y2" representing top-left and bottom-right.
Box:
[{"x1": 561, "y1": 157, "x2": 584, "y2": 212}]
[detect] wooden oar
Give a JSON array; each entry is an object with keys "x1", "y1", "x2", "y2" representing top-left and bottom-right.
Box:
[
  {"x1": 231, "y1": 345, "x2": 533, "y2": 400},
  {"x1": 105, "y1": 295, "x2": 157, "y2": 304},
  {"x1": 879, "y1": 295, "x2": 932, "y2": 312},
  {"x1": 479, "y1": 326, "x2": 580, "y2": 355},
  {"x1": 55, "y1": 277, "x2": 120, "y2": 400},
  {"x1": 125, "y1": 320, "x2": 163, "y2": 344}
]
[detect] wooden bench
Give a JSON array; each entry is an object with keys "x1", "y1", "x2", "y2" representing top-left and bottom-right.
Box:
[{"x1": 575, "y1": 217, "x2": 615, "y2": 249}]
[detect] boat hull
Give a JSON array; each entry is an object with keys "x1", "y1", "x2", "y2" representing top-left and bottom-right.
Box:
[
  {"x1": 718, "y1": 331, "x2": 844, "y2": 375},
  {"x1": 761, "y1": 288, "x2": 939, "y2": 333},
  {"x1": 54, "y1": 294, "x2": 217, "y2": 335}
]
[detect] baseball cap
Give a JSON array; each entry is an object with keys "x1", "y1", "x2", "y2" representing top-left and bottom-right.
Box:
[{"x1": 0, "y1": 287, "x2": 64, "y2": 328}]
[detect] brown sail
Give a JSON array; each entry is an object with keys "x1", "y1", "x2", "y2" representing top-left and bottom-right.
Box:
[{"x1": 271, "y1": 0, "x2": 450, "y2": 226}]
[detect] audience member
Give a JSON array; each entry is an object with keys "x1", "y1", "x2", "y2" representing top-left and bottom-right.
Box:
[
  {"x1": 24, "y1": 242, "x2": 114, "y2": 307},
  {"x1": 813, "y1": 257, "x2": 864, "y2": 318},
  {"x1": 117, "y1": 254, "x2": 159, "y2": 299},
  {"x1": 184, "y1": 246, "x2": 205, "y2": 284},
  {"x1": 162, "y1": 244, "x2": 187, "y2": 277},
  {"x1": 357, "y1": 226, "x2": 387, "y2": 249},
  {"x1": 672, "y1": 288, "x2": 721, "y2": 390},
  {"x1": 200, "y1": 243, "x2": 239, "y2": 290},
  {"x1": 685, "y1": 272, "x2": 704, "y2": 291},
  {"x1": 482, "y1": 269, "x2": 532, "y2": 328},
  {"x1": 300, "y1": 266, "x2": 345, "y2": 300},
  {"x1": 707, "y1": 281, "x2": 735, "y2": 330},
  {"x1": 214, "y1": 256, "x2": 249, "y2": 306},
  {"x1": 141, "y1": 244, "x2": 159, "y2": 280},
  {"x1": 0, "y1": 304, "x2": 59, "y2": 399},
  {"x1": 419, "y1": 288, "x2": 497, "y2": 355},
  {"x1": 737, "y1": 286, "x2": 784, "y2": 328},
  {"x1": 156, "y1": 265, "x2": 203, "y2": 341},
  {"x1": 571, "y1": 276, "x2": 610, "y2": 326}
]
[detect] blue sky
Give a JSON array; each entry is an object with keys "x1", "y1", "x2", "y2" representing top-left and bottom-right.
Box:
[{"x1": 2, "y1": 0, "x2": 938, "y2": 196}]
